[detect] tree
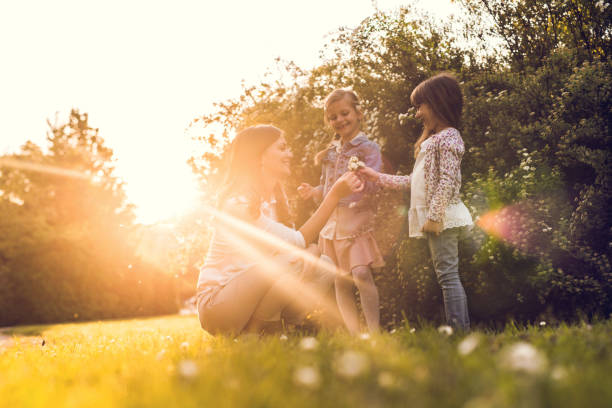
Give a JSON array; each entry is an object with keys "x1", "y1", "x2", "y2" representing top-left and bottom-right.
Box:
[{"x1": 0, "y1": 110, "x2": 177, "y2": 325}]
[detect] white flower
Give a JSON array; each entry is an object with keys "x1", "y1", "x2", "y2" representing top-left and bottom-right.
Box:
[
  {"x1": 335, "y1": 350, "x2": 369, "y2": 378},
  {"x1": 347, "y1": 156, "x2": 365, "y2": 171},
  {"x1": 410, "y1": 328, "x2": 416, "y2": 334},
  {"x1": 177, "y1": 360, "x2": 199, "y2": 380},
  {"x1": 279, "y1": 334, "x2": 288, "y2": 341},
  {"x1": 500, "y1": 342, "x2": 548, "y2": 374},
  {"x1": 299, "y1": 337, "x2": 318, "y2": 351},
  {"x1": 226, "y1": 378, "x2": 240, "y2": 389},
  {"x1": 457, "y1": 334, "x2": 480, "y2": 355},
  {"x1": 551, "y1": 366, "x2": 568, "y2": 381},
  {"x1": 438, "y1": 325, "x2": 454, "y2": 336},
  {"x1": 359, "y1": 333, "x2": 371, "y2": 340},
  {"x1": 377, "y1": 371, "x2": 396, "y2": 388},
  {"x1": 539, "y1": 321, "x2": 547, "y2": 327},
  {"x1": 180, "y1": 341, "x2": 189, "y2": 351},
  {"x1": 293, "y1": 366, "x2": 320, "y2": 389}
]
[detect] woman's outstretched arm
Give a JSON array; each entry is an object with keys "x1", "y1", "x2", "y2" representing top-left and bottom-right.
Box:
[{"x1": 298, "y1": 172, "x2": 363, "y2": 244}]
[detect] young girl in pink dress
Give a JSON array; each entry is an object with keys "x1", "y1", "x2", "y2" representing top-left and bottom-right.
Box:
[
  {"x1": 298, "y1": 89, "x2": 385, "y2": 334},
  {"x1": 360, "y1": 73, "x2": 473, "y2": 331}
]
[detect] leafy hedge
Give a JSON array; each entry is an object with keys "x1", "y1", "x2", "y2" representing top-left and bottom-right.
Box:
[{"x1": 189, "y1": 2, "x2": 612, "y2": 325}]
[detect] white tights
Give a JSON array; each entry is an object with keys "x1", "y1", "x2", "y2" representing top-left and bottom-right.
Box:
[{"x1": 335, "y1": 265, "x2": 380, "y2": 334}]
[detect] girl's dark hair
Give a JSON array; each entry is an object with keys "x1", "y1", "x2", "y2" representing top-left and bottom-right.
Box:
[
  {"x1": 219, "y1": 125, "x2": 292, "y2": 226},
  {"x1": 411, "y1": 73, "x2": 463, "y2": 157}
]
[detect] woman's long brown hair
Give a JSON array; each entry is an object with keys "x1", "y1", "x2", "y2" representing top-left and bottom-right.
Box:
[{"x1": 219, "y1": 125, "x2": 292, "y2": 226}]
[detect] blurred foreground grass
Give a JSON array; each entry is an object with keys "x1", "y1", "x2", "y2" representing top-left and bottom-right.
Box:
[{"x1": 1, "y1": 315, "x2": 611, "y2": 407}]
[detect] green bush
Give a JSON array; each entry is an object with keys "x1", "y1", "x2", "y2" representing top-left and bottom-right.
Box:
[{"x1": 188, "y1": 4, "x2": 611, "y2": 325}]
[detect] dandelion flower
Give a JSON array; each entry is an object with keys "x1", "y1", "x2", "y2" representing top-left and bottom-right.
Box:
[
  {"x1": 294, "y1": 366, "x2": 320, "y2": 389},
  {"x1": 177, "y1": 360, "x2": 199, "y2": 380},
  {"x1": 438, "y1": 325, "x2": 454, "y2": 336},
  {"x1": 335, "y1": 350, "x2": 369, "y2": 378},
  {"x1": 500, "y1": 342, "x2": 547, "y2": 374},
  {"x1": 551, "y1": 366, "x2": 568, "y2": 381},
  {"x1": 458, "y1": 334, "x2": 480, "y2": 355},
  {"x1": 299, "y1": 337, "x2": 318, "y2": 351},
  {"x1": 226, "y1": 378, "x2": 240, "y2": 389},
  {"x1": 377, "y1": 371, "x2": 396, "y2": 388}
]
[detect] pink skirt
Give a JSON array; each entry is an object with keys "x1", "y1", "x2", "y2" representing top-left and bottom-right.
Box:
[{"x1": 318, "y1": 232, "x2": 385, "y2": 275}]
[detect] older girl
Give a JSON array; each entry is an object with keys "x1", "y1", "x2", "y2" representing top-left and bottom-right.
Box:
[{"x1": 360, "y1": 73, "x2": 472, "y2": 330}]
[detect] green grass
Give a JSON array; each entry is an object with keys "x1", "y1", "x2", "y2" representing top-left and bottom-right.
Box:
[{"x1": 1, "y1": 316, "x2": 611, "y2": 408}]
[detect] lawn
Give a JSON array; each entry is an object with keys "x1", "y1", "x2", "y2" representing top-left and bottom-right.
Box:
[{"x1": 1, "y1": 315, "x2": 611, "y2": 408}]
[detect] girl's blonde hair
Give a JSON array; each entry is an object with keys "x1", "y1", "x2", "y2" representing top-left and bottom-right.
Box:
[
  {"x1": 315, "y1": 88, "x2": 362, "y2": 165},
  {"x1": 324, "y1": 88, "x2": 361, "y2": 116}
]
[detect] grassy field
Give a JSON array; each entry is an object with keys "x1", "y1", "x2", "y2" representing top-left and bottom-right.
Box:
[{"x1": 1, "y1": 315, "x2": 611, "y2": 408}]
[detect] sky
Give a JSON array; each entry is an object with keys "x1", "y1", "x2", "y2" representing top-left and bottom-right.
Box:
[{"x1": 0, "y1": 0, "x2": 462, "y2": 224}]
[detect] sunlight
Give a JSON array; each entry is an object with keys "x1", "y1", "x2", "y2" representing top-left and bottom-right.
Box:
[
  {"x1": 122, "y1": 161, "x2": 201, "y2": 225},
  {"x1": 200, "y1": 202, "x2": 355, "y2": 325},
  {"x1": 0, "y1": 158, "x2": 90, "y2": 180}
]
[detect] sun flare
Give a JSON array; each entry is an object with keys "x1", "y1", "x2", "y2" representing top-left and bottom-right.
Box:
[{"x1": 121, "y1": 160, "x2": 201, "y2": 225}]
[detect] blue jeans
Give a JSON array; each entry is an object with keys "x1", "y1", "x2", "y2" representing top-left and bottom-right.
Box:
[{"x1": 427, "y1": 227, "x2": 470, "y2": 331}]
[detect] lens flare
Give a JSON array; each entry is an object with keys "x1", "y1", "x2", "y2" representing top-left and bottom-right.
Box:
[
  {"x1": 477, "y1": 201, "x2": 551, "y2": 255},
  {"x1": 202, "y1": 203, "x2": 346, "y2": 328},
  {"x1": 0, "y1": 158, "x2": 90, "y2": 179}
]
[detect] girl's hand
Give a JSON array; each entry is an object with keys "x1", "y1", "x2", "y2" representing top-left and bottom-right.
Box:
[
  {"x1": 357, "y1": 166, "x2": 380, "y2": 182},
  {"x1": 297, "y1": 183, "x2": 315, "y2": 200},
  {"x1": 422, "y1": 219, "x2": 443, "y2": 235},
  {"x1": 331, "y1": 172, "x2": 364, "y2": 198}
]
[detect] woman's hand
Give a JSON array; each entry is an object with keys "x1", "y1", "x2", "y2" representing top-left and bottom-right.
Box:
[
  {"x1": 331, "y1": 172, "x2": 364, "y2": 198},
  {"x1": 357, "y1": 166, "x2": 380, "y2": 182},
  {"x1": 422, "y1": 219, "x2": 443, "y2": 235},
  {"x1": 297, "y1": 183, "x2": 315, "y2": 200}
]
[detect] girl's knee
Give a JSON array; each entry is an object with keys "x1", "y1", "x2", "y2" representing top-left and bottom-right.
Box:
[
  {"x1": 306, "y1": 244, "x2": 320, "y2": 257},
  {"x1": 351, "y1": 265, "x2": 373, "y2": 282}
]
